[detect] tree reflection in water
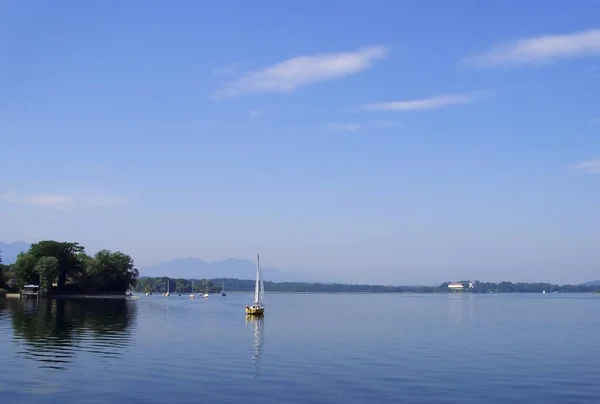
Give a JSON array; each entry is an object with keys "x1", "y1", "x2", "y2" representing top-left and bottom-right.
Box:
[{"x1": 5, "y1": 298, "x2": 137, "y2": 370}]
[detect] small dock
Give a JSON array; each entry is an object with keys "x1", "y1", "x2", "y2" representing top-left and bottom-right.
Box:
[{"x1": 21, "y1": 284, "x2": 40, "y2": 298}]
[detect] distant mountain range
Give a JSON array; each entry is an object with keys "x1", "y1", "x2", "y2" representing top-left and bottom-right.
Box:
[
  {"x1": 0, "y1": 241, "x2": 31, "y2": 264},
  {"x1": 582, "y1": 280, "x2": 600, "y2": 286},
  {"x1": 140, "y1": 257, "x2": 310, "y2": 282}
]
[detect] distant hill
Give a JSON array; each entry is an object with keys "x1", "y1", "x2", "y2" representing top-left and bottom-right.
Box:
[
  {"x1": 583, "y1": 280, "x2": 600, "y2": 286},
  {"x1": 0, "y1": 241, "x2": 31, "y2": 264},
  {"x1": 140, "y1": 257, "x2": 309, "y2": 282}
]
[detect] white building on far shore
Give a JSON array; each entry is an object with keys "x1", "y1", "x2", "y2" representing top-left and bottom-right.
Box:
[{"x1": 448, "y1": 282, "x2": 464, "y2": 290}]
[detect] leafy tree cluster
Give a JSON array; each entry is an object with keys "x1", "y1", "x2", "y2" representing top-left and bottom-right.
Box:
[
  {"x1": 135, "y1": 277, "x2": 221, "y2": 294},
  {"x1": 11, "y1": 241, "x2": 139, "y2": 295}
]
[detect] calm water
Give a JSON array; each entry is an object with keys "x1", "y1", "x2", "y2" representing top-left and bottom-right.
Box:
[{"x1": 1, "y1": 293, "x2": 599, "y2": 403}]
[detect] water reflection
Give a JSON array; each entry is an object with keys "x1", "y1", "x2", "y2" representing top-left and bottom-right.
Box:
[
  {"x1": 246, "y1": 314, "x2": 264, "y2": 380},
  {"x1": 3, "y1": 298, "x2": 137, "y2": 370}
]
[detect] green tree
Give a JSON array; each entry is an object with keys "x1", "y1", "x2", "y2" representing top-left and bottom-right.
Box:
[
  {"x1": 72, "y1": 252, "x2": 96, "y2": 292},
  {"x1": 0, "y1": 249, "x2": 4, "y2": 288},
  {"x1": 12, "y1": 252, "x2": 39, "y2": 288},
  {"x1": 0, "y1": 249, "x2": 8, "y2": 289},
  {"x1": 35, "y1": 256, "x2": 60, "y2": 296},
  {"x1": 27, "y1": 241, "x2": 85, "y2": 290},
  {"x1": 85, "y1": 250, "x2": 139, "y2": 293},
  {"x1": 175, "y1": 281, "x2": 184, "y2": 293}
]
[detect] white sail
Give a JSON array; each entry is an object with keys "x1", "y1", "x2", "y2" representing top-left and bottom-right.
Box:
[
  {"x1": 259, "y1": 262, "x2": 265, "y2": 305},
  {"x1": 254, "y1": 254, "x2": 261, "y2": 305}
]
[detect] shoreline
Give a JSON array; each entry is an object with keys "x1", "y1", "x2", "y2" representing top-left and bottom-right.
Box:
[{"x1": 2, "y1": 293, "x2": 136, "y2": 300}]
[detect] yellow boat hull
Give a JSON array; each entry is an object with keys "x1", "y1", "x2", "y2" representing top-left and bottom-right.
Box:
[{"x1": 245, "y1": 305, "x2": 264, "y2": 315}]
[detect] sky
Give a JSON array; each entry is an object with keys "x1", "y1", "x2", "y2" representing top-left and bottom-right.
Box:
[{"x1": 1, "y1": 0, "x2": 600, "y2": 285}]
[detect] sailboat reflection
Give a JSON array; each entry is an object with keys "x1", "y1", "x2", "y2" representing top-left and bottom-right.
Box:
[{"x1": 245, "y1": 314, "x2": 264, "y2": 380}]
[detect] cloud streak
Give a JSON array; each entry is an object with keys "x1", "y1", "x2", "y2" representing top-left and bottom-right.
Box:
[
  {"x1": 359, "y1": 92, "x2": 485, "y2": 112},
  {"x1": 212, "y1": 45, "x2": 387, "y2": 99},
  {"x1": 463, "y1": 29, "x2": 600, "y2": 68},
  {"x1": 0, "y1": 191, "x2": 131, "y2": 210},
  {"x1": 572, "y1": 159, "x2": 600, "y2": 173}
]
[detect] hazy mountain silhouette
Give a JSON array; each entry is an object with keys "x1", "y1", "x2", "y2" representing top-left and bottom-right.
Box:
[
  {"x1": 140, "y1": 257, "x2": 309, "y2": 282},
  {"x1": 582, "y1": 280, "x2": 600, "y2": 286},
  {"x1": 0, "y1": 241, "x2": 30, "y2": 264}
]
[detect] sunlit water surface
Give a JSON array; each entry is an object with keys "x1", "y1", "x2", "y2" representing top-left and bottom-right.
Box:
[{"x1": 1, "y1": 293, "x2": 599, "y2": 403}]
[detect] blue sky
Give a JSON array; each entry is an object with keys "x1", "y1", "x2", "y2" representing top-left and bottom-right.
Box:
[{"x1": 1, "y1": 0, "x2": 600, "y2": 284}]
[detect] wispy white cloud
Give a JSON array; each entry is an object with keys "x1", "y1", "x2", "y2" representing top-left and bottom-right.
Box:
[
  {"x1": 328, "y1": 123, "x2": 361, "y2": 132},
  {"x1": 463, "y1": 29, "x2": 600, "y2": 69},
  {"x1": 572, "y1": 159, "x2": 600, "y2": 173},
  {"x1": 359, "y1": 92, "x2": 486, "y2": 112},
  {"x1": 590, "y1": 118, "x2": 600, "y2": 124},
  {"x1": 0, "y1": 191, "x2": 130, "y2": 210},
  {"x1": 212, "y1": 45, "x2": 387, "y2": 99}
]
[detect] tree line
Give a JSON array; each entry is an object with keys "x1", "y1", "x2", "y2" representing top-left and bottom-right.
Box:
[
  {"x1": 0, "y1": 241, "x2": 139, "y2": 296},
  {"x1": 439, "y1": 280, "x2": 600, "y2": 293},
  {"x1": 135, "y1": 277, "x2": 222, "y2": 294},
  {"x1": 135, "y1": 277, "x2": 600, "y2": 293}
]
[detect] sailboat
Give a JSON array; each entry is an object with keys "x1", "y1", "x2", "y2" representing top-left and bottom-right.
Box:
[
  {"x1": 245, "y1": 254, "x2": 265, "y2": 315},
  {"x1": 201, "y1": 281, "x2": 209, "y2": 298},
  {"x1": 221, "y1": 281, "x2": 226, "y2": 297},
  {"x1": 189, "y1": 280, "x2": 196, "y2": 299},
  {"x1": 163, "y1": 279, "x2": 170, "y2": 297}
]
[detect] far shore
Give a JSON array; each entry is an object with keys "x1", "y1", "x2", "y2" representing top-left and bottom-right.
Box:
[{"x1": 2, "y1": 293, "x2": 136, "y2": 300}]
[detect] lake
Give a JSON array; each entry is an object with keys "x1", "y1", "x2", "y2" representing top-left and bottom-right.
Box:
[{"x1": 0, "y1": 293, "x2": 599, "y2": 403}]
